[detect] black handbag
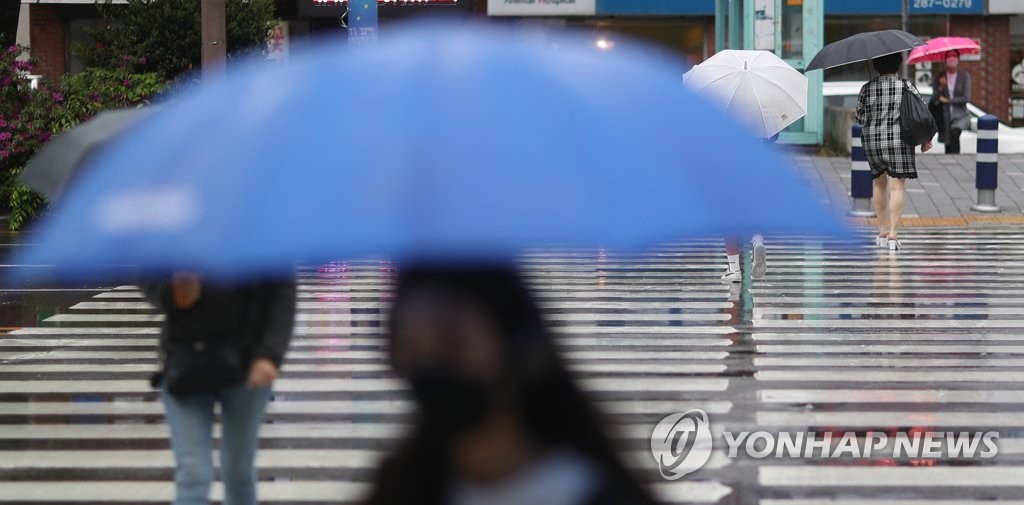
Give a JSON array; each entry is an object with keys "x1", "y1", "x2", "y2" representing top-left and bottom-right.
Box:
[
  {"x1": 158, "y1": 337, "x2": 248, "y2": 397},
  {"x1": 900, "y1": 80, "x2": 938, "y2": 146}
]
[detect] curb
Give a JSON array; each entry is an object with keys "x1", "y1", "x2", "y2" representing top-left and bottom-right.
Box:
[{"x1": 850, "y1": 215, "x2": 1024, "y2": 228}]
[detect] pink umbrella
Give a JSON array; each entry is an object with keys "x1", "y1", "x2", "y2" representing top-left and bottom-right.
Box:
[{"x1": 906, "y1": 36, "x2": 980, "y2": 64}]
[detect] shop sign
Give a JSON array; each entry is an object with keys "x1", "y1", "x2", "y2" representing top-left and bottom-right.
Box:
[
  {"x1": 489, "y1": 0, "x2": 596, "y2": 16},
  {"x1": 1012, "y1": 57, "x2": 1024, "y2": 94},
  {"x1": 915, "y1": 62, "x2": 931, "y2": 88},
  {"x1": 826, "y1": 0, "x2": 982, "y2": 15}
]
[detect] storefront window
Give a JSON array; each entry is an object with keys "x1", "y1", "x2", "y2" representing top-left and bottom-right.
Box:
[
  {"x1": 66, "y1": 18, "x2": 100, "y2": 74},
  {"x1": 1011, "y1": 17, "x2": 1024, "y2": 126},
  {"x1": 780, "y1": 0, "x2": 803, "y2": 60}
]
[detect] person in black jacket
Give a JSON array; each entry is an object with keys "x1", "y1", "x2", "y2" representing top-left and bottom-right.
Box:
[
  {"x1": 366, "y1": 266, "x2": 657, "y2": 505},
  {"x1": 144, "y1": 272, "x2": 296, "y2": 505}
]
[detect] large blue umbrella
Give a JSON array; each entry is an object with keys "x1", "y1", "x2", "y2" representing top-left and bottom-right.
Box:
[{"x1": 16, "y1": 22, "x2": 847, "y2": 279}]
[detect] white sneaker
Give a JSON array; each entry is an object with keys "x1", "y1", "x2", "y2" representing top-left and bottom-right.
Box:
[
  {"x1": 876, "y1": 236, "x2": 888, "y2": 248},
  {"x1": 721, "y1": 269, "x2": 741, "y2": 283},
  {"x1": 752, "y1": 241, "x2": 767, "y2": 279},
  {"x1": 889, "y1": 238, "x2": 901, "y2": 252}
]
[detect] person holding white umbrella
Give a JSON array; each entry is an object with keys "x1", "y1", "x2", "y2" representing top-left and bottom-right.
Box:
[{"x1": 684, "y1": 50, "x2": 808, "y2": 281}]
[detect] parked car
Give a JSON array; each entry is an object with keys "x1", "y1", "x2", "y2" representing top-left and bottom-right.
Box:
[{"x1": 823, "y1": 81, "x2": 1024, "y2": 154}]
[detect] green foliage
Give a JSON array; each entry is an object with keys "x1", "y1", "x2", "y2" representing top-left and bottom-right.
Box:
[
  {"x1": 3, "y1": 0, "x2": 274, "y2": 230},
  {"x1": 0, "y1": 46, "x2": 165, "y2": 230},
  {"x1": 74, "y1": 0, "x2": 278, "y2": 81}
]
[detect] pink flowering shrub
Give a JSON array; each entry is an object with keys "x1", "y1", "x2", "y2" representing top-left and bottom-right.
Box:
[{"x1": 0, "y1": 45, "x2": 165, "y2": 230}]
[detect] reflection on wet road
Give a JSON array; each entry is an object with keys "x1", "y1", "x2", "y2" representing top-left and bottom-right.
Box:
[{"x1": 2, "y1": 228, "x2": 1024, "y2": 503}]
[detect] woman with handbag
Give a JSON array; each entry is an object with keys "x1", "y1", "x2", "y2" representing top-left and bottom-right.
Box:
[
  {"x1": 144, "y1": 272, "x2": 296, "y2": 505},
  {"x1": 856, "y1": 52, "x2": 934, "y2": 251}
]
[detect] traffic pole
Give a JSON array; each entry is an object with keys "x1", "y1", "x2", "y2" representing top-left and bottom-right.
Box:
[
  {"x1": 848, "y1": 124, "x2": 875, "y2": 217},
  {"x1": 201, "y1": 0, "x2": 226, "y2": 83},
  {"x1": 971, "y1": 114, "x2": 1001, "y2": 213}
]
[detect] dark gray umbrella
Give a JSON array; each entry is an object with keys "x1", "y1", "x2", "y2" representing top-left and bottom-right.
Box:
[
  {"x1": 19, "y1": 107, "x2": 155, "y2": 200},
  {"x1": 806, "y1": 30, "x2": 923, "y2": 71}
]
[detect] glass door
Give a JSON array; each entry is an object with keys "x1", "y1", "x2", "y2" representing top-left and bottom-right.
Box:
[
  {"x1": 777, "y1": 0, "x2": 823, "y2": 144},
  {"x1": 740, "y1": 0, "x2": 823, "y2": 144}
]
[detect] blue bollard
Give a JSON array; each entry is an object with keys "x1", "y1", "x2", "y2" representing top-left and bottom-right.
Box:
[
  {"x1": 848, "y1": 124, "x2": 875, "y2": 217},
  {"x1": 971, "y1": 114, "x2": 1001, "y2": 213}
]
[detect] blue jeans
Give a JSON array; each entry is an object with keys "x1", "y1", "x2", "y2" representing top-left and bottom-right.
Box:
[{"x1": 161, "y1": 384, "x2": 272, "y2": 505}]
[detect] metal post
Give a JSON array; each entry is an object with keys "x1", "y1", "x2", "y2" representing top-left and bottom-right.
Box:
[
  {"x1": 348, "y1": 0, "x2": 378, "y2": 46},
  {"x1": 727, "y1": 0, "x2": 742, "y2": 50},
  {"x1": 972, "y1": 115, "x2": 1001, "y2": 212},
  {"x1": 849, "y1": 124, "x2": 875, "y2": 217},
  {"x1": 201, "y1": 0, "x2": 226, "y2": 82},
  {"x1": 900, "y1": 0, "x2": 910, "y2": 79},
  {"x1": 715, "y1": 0, "x2": 726, "y2": 52}
]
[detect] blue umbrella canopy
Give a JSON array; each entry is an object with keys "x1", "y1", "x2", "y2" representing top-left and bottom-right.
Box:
[{"x1": 16, "y1": 22, "x2": 847, "y2": 280}]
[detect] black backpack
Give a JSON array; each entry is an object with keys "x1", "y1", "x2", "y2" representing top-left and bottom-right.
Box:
[{"x1": 900, "y1": 80, "x2": 938, "y2": 146}]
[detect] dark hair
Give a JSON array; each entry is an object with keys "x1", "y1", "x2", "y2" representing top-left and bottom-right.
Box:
[
  {"x1": 945, "y1": 49, "x2": 960, "y2": 59},
  {"x1": 872, "y1": 52, "x2": 903, "y2": 74},
  {"x1": 368, "y1": 265, "x2": 656, "y2": 505}
]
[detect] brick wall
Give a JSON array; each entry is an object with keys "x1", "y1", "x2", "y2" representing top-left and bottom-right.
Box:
[
  {"x1": 950, "y1": 15, "x2": 1011, "y2": 122},
  {"x1": 704, "y1": 16, "x2": 716, "y2": 57},
  {"x1": 28, "y1": 4, "x2": 66, "y2": 79}
]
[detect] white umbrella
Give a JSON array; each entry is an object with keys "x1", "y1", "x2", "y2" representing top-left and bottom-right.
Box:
[{"x1": 683, "y1": 50, "x2": 807, "y2": 138}]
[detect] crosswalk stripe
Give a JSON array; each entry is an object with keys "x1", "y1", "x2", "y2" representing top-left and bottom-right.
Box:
[
  {"x1": 0, "y1": 400, "x2": 734, "y2": 416},
  {"x1": 758, "y1": 389, "x2": 1024, "y2": 404},
  {"x1": 755, "y1": 370, "x2": 1024, "y2": 382},
  {"x1": 752, "y1": 333, "x2": 1024, "y2": 342},
  {"x1": 759, "y1": 466, "x2": 1024, "y2": 487},
  {"x1": 754, "y1": 357, "x2": 1024, "y2": 367},
  {"x1": 0, "y1": 377, "x2": 730, "y2": 394},
  {"x1": 757, "y1": 344, "x2": 1024, "y2": 353},
  {"x1": 757, "y1": 411, "x2": 1024, "y2": 427}
]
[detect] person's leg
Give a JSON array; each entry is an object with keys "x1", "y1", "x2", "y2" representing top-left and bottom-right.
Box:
[
  {"x1": 888, "y1": 177, "x2": 906, "y2": 242},
  {"x1": 219, "y1": 385, "x2": 272, "y2": 505},
  {"x1": 722, "y1": 237, "x2": 741, "y2": 282},
  {"x1": 751, "y1": 234, "x2": 766, "y2": 279},
  {"x1": 162, "y1": 388, "x2": 216, "y2": 505},
  {"x1": 872, "y1": 175, "x2": 889, "y2": 245},
  {"x1": 948, "y1": 128, "x2": 962, "y2": 154}
]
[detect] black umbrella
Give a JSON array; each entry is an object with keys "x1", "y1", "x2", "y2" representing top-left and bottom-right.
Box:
[
  {"x1": 19, "y1": 107, "x2": 155, "y2": 200},
  {"x1": 806, "y1": 30, "x2": 923, "y2": 71}
]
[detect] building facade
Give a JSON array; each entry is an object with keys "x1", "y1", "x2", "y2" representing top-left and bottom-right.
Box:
[
  {"x1": 486, "y1": 0, "x2": 1024, "y2": 141},
  {"x1": 17, "y1": 0, "x2": 1024, "y2": 138}
]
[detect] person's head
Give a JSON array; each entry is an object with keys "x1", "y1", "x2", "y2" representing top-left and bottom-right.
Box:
[
  {"x1": 872, "y1": 52, "x2": 903, "y2": 75},
  {"x1": 377, "y1": 264, "x2": 654, "y2": 504},
  {"x1": 945, "y1": 49, "x2": 960, "y2": 70},
  {"x1": 388, "y1": 265, "x2": 557, "y2": 442}
]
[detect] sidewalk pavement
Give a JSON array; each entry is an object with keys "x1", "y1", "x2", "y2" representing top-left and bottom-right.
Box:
[{"x1": 792, "y1": 153, "x2": 1024, "y2": 227}]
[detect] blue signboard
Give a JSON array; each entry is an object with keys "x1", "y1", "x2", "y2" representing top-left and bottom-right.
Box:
[
  {"x1": 596, "y1": 0, "x2": 982, "y2": 16},
  {"x1": 597, "y1": 0, "x2": 715, "y2": 15},
  {"x1": 825, "y1": 0, "x2": 983, "y2": 15},
  {"x1": 348, "y1": 0, "x2": 379, "y2": 45}
]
